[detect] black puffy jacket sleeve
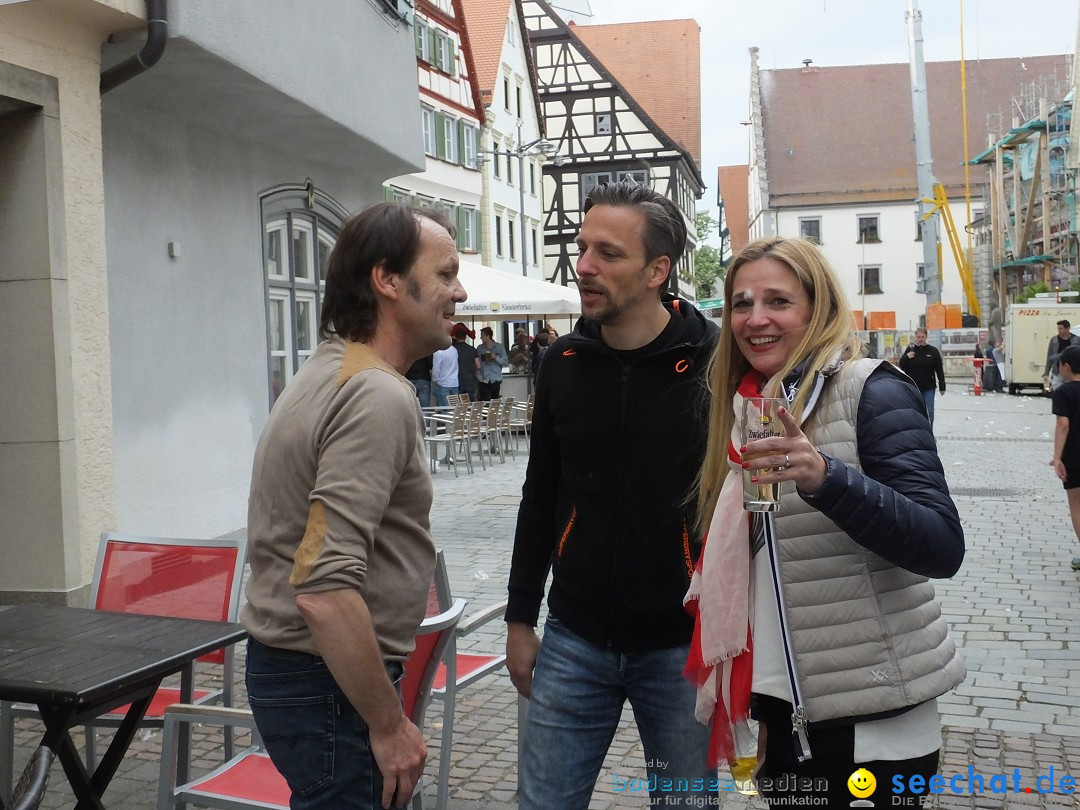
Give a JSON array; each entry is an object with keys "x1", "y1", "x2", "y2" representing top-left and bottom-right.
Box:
[{"x1": 798, "y1": 366, "x2": 964, "y2": 578}]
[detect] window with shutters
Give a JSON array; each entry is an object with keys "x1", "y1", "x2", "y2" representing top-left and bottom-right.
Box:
[
  {"x1": 531, "y1": 227, "x2": 538, "y2": 266},
  {"x1": 421, "y1": 107, "x2": 435, "y2": 156},
  {"x1": 459, "y1": 207, "x2": 479, "y2": 252},
  {"x1": 414, "y1": 20, "x2": 430, "y2": 62},
  {"x1": 462, "y1": 124, "x2": 478, "y2": 168},
  {"x1": 495, "y1": 215, "x2": 504, "y2": 256},
  {"x1": 442, "y1": 115, "x2": 458, "y2": 163},
  {"x1": 508, "y1": 217, "x2": 516, "y2": 260}
]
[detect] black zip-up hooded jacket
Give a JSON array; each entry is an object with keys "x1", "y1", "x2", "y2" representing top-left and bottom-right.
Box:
[{"x1": 505, "y1": 298, "x2": 718, "y2": 653}]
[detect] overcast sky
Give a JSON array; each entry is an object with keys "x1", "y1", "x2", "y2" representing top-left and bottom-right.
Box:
[{"x1": 567, "y1": 0, "x2": 1077, "y2": 215}]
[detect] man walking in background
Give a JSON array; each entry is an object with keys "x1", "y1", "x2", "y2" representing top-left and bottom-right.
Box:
[
  {"x1": 1044, "y1": 320, "x2": 1080, "y2": 392},
  {"x1": 899, "y1": 327, "x2": 946, "y2": 426}
]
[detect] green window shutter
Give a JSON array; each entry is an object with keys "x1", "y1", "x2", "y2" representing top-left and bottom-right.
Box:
[
  {"x1": 434, "y1": 112, "x2": 446, "y2": 159},
  {"x1": 456, "y1": 206, "x2": 466, "y2": 250},
  {"x1": 414, "y1": 23, "x2": 423, "y2": 58},
  {"x1": 475, "y1": 209, "x2": 482, "y2": 251},
  {"x1": 457, "y1": 120, "x2": 467, "y2": 165},
  {"x1": 429, "y1": 30, "x2": 439, "y2": 69},
  {"x1": 383, "y1": 185, "x2": 394, "y2": 202},
  {"x1": 449, "y1": 45, "x2": 457, "y2": 76}
]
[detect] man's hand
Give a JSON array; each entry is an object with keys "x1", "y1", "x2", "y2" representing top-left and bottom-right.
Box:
[
  {"x1": 506, "y1": 622, "x2": 540, "y2": 698},
  {"x1": 1052, "y1": 459, "x2": 1068, "y2": 482},
  {"x1": 906, "y1": 351, "x2": 915, "y2": 359},
  {"x1": 368, "y1": 714, "x2": 428, "y2": 808}
]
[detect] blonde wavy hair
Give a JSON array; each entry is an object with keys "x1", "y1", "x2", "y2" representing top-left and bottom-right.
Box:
[{"x1": 696, "y1": 236, "x2": 864, "y2": 528}]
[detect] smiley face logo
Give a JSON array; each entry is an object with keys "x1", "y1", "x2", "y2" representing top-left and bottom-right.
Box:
[
  {"x1": 847, "y1": 768, "x2": 877, "y2": 799},
  {"x1": 759, "y1": 414, "x2": 772, "y2": 426}
]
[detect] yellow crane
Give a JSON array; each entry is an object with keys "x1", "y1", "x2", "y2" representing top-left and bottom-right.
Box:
[{"x1": 919, "y1": 181, "x2": 980, "y2": 322}]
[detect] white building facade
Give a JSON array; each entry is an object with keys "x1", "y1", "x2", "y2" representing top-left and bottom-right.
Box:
[
  {"x1": 385, "y1": 0, "x2": 485, "y2": 262},
  {"x1": 0, "y1": 0, "x2": 423, "y2": 602}
]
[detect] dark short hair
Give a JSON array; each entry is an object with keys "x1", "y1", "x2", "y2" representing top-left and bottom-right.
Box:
[
  {"x1": 1062, "y1": 345, "x2": 1080, "y2": 372},
  {"x1": 1059, "y1": 320, "x2": 1072, "y2": 329},
  {"x1": 480, "y1": 326, "x2": 493, "y2": 338},
  {"x1": 319, "y1": 203, "x2": 455, "y2": 343},
  {"x1": 583, "y1": 180, "x2": 687, "y2": 270},
  {"x1": 535, "y1": 331, "x2": 549, "y2": 347}
]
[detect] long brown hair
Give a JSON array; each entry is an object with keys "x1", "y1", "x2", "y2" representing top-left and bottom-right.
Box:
[{"x1": 696, "y1": 236, "x2": 864, "y2": 528}]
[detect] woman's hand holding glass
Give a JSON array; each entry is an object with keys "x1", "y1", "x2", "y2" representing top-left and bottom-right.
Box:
[{"x1": 740, "y1": 406, "x2": 828, "y2": 496}]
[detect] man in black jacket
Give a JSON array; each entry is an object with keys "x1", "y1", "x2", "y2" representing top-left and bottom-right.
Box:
[
  {"x1": 1044, "y1": 319, "x2": 1080, "y2": 391},
  {"x1": 899, "y1": 327, "x2": 946, "y2": 426},
  {"x1": 505, "y1": 181, "x2": 718, "y2": 809}
]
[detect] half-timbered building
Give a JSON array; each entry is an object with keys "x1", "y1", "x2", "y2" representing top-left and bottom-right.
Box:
[{"x1": 522, "y1": 0, "x2": 705, "y2": 298}]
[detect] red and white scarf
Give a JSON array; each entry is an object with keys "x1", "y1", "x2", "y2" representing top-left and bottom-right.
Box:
[{"x1": 683, "y1": 371, "x2": 764, "y2": 766}]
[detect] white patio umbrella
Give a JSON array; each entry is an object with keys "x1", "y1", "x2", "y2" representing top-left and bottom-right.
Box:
[{"x1": 453, "y1": 261, "x2": 580, "y2": 320}]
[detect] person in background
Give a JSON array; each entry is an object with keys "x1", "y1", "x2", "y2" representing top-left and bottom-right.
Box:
[
  {"x1": 691, "y1": 235, "x2": 964, "y2": 808},
  {"x1": 991, "y1": 340, "x2": 1007, "y2": 392},
  {"x1": 477, "y1": 326, "x2": 508, "y2": 400},
  {"x1": 1050, "y1": 345, "x2": 1080, "y2": 571},
  {"x1": 405, "y1": 354, "x2": 433, "y2": 407},
  {"x1": 508, "y1": 328, "x2": 532, "y2": 374},
  {"x1": 898, "y1": 327, "x2": 946, "y2": 426},
  {"x1": 432, "y1": 343, "x2": 459, "y2": 407},
  {"x1": 531, "y1": 331, "x2": 549, "y2": 379},
  {"x1": 242, "y1": 203, "x2": 467, "y2": 809},
  {"x1": 451, "y1": 322, "x2": 479, "y2": 401},
  {"x1": 1044, "y1": 320, "x2": 1080, "y2": 392}
]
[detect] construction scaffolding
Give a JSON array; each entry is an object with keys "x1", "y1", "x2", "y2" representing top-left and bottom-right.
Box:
[{"x1": 970, "y1": 59, "x2": 1077, "y2": 313}]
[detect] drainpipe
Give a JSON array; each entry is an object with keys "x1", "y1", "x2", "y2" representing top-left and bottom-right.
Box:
[{"x1": 100, "y1": 0, "x2": 168, "y2": 95}]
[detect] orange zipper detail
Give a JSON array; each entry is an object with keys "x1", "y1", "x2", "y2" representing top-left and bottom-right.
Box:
[{"x1": 557, "y1": 506, "x2": 577, "y2": 557}]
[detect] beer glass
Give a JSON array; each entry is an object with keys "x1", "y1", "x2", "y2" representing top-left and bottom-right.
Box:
[{"x1": 742, "y1": 397, "x2": 785, "y2": 512}]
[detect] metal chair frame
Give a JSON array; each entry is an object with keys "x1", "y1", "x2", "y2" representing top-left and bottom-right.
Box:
[{"x1": 156, "y1": 600, "x2": 465, "y2": 810}]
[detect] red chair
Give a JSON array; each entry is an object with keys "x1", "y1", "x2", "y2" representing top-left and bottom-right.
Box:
[
  {"x1": 156, "y1": 599, "x2": 465, "y2": 810},
  {"x1": 0, "y1": 531, "x2": 247, "y2": 795}
]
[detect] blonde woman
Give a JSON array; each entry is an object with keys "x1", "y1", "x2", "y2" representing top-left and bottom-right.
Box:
[{"x1": 685, "y1": 236, "x2": 965, "y2": 807}]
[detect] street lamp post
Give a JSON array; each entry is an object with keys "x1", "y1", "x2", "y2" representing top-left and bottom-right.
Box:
[{"x1": 475, "y1": 120, "x2": 566, "y2": 277}]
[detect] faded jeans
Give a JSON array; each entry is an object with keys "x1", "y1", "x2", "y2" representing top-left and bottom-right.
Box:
[
  {"x1": 518, "y1": 616, "x2": 717, "y2": 809},
  {"x1": 433, "y1": 384, "x2": 458, "y2": 407},
  {"x1": 410, "y1": 378, "x2": 431, "y2": 408},
  {"x1": 246, "y1": 638, "x2": 404, "y2": 810}
]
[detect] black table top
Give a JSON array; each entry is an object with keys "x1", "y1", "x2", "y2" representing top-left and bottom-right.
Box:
[{"x1": 0, "y1": 603, "x2": 246, "y2": 707}]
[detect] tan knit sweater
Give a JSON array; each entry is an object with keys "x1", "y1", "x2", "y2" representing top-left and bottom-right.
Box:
[{"x1": 241, "y1": 338, "x2": 436, "y2": 661}]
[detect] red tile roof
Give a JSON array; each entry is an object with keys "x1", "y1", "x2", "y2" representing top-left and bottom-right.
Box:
[
  {"x1": 459, "y1": 0, "x2": 510, "y2": 101},
  {"x1": 572, "y1": 19, "x2": 701, "y2": 166},
  {"x1": 717, "y1": 165, "x2": 750, "y2": 256},
  {"x1": 760, "y1": 54, "x2": 1073, "y2": 207}
]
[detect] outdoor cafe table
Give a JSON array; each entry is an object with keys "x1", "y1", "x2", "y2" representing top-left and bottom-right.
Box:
[{"x1": 0, "y1": 603, "x2": 246, "y2": 809}]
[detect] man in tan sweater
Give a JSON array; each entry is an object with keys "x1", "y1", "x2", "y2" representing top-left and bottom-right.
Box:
[{"x1": 242, "y1": 203, "x2": 466, "y2": 809}]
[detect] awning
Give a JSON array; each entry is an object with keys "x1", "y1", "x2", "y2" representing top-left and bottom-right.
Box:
[{"x1": 454, "y1": 261, "x2": 581, "y2": 320}]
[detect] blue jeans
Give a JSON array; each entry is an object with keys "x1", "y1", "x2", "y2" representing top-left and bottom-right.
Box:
[
  {"x1": 433, "y1": 384, "x2": 458, "y2": 407},
  {"x1": 921, "y1": 388, "x2": 936, "y2": 426},
  {"x1": 519, "y1": 617, "x2": 717, "y2": 809},
  {"x1": 410, "y1": 379, "x2": 431, "y2": 408},
  {"x1": 245, "y1": 639, "x2": 403, "y2": 810}
]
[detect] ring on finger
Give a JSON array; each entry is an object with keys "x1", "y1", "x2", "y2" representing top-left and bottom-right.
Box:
[{"x1": 784, "y1": 453, "x2": 791, "y2": 470}]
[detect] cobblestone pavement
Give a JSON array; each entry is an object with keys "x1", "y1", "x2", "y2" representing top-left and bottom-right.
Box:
[{"x1": 11, "y1": 384, "x2": 1080, "y2": 808}]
